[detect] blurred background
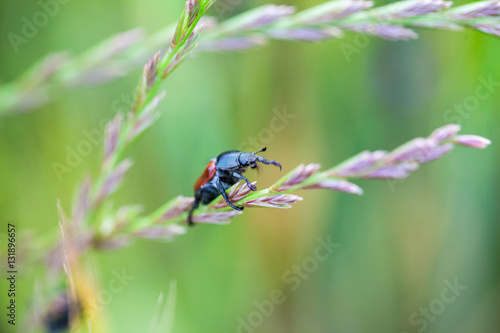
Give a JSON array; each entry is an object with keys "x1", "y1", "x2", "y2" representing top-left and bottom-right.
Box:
[{"x1": 0, "y1": 0, "x2": 498, "y2": 332}]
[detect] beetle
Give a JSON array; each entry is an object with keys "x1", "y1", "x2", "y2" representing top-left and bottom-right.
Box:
[
  {"x1": 44, "y1": 294, "x2": 80, "y2": 333},
  {"x1": 187, "y1": 147, "x2": 281, "y2": 225}
]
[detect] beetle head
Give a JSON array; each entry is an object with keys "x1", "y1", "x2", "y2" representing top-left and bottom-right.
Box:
[
  {"x1": 237, "y1": 147, "x2": 266, "y2": 167},
  {"x1": 238, "y1": 147, "x2": 281, "y2": 170},
  {"x1": 238, "y1": 153, "x2": 258, "y2": 167}
]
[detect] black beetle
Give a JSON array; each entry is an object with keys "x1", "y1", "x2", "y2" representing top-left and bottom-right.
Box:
[
  {"x1": 44, "y1": 294, "x2": 80, "y2": 333},
  {"x1": 187, "y1": 147, "x2": 281, "y2": 225}
]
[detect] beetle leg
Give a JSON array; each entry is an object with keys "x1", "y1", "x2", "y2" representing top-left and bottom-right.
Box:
[
  {"x1": 216, "y1": 177, "x2": 244, "y2": 211},
  {"x1": 187, "y1": 195, "x2": 201, "y2": 226},
  {"x1": 231, "y1": 172, "x2": 257, "y2": 191},
  {"x1": 257, "y1": 157, "x2": 282, "y2": 170}
]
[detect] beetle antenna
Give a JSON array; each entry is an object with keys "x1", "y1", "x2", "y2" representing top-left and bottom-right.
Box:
[{"x1": 254, "y1": 147, "x2": 267, "y2": 154}]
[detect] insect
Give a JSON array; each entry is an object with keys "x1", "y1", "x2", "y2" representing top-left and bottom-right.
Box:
[
  {"x1": 44, "y1": 294, "x2": 80, "y2": 333},
  {"x1": 187, "y1": 147, "x2": 281, "y2": 225}
]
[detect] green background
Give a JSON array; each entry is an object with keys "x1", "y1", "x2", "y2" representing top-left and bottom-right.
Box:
[{"x1": 0, "y1": 0, "x2": 498, "y2": 332}]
